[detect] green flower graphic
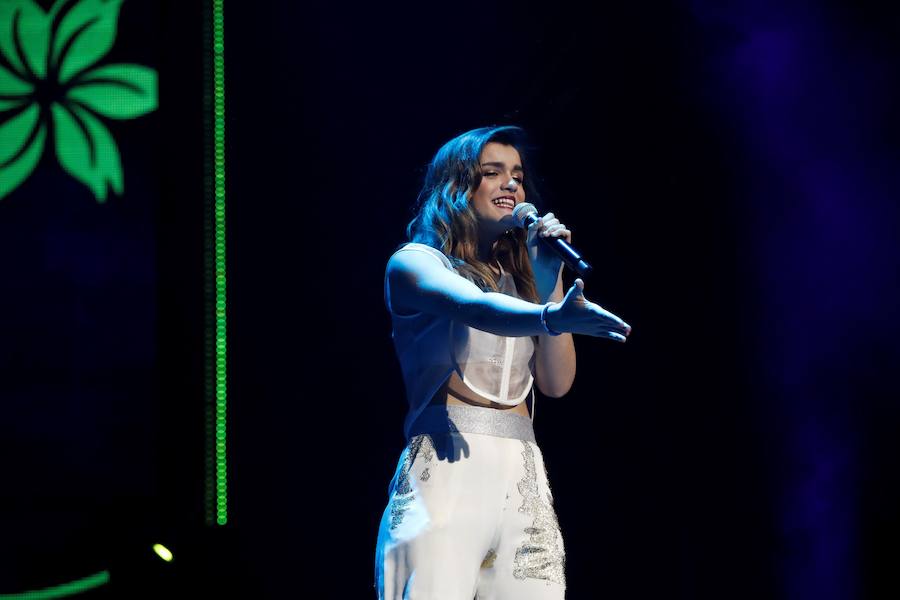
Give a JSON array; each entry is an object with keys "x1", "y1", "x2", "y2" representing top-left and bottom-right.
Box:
[{"x1": 0, "y1": 0, "x2": 157, "y2": 201}]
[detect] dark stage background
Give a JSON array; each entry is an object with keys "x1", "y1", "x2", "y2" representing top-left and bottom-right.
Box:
[{"x1": 2, "y1": 0, "x2": 899, "y2": 598}]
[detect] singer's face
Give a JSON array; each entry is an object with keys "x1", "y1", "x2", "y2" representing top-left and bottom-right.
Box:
[{"x1": 471, "y1": 142, "x2": 526, "y2": 237}]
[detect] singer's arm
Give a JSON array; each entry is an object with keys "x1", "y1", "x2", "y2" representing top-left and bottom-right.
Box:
[
  {"x1": 387, "y1": 249, "x2": 560, "y2": 337},
  {"x1": 534, "y1": 270, "x2": 576, "y2": 398}
]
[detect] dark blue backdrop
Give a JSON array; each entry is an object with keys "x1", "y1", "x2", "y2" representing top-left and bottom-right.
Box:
[{"x1": 2, "y1": 0, "x2": 898, "y2": 598}]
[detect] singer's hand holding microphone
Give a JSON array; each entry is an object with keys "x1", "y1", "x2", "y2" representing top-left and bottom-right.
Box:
[
  {"x1": 513, "y1": 202, "x2": 632, "y2": 343},
  {"x1": 525, "y1": 211, "x2": 569, "y2": 298}
]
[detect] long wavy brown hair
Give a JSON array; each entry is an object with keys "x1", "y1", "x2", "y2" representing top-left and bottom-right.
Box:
[{"x1": 403, "y1": 125, "x2": 543, "y2": 303}]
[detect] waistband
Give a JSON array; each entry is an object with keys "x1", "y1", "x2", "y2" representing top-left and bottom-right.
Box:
[{"x1": 408, "y1": 404, "x2": 536, "y2": 443}]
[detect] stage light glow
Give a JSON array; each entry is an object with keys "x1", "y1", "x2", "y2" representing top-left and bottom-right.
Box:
[{"x1": 152, "y1": 543, "x2": 173, "y2": 563}]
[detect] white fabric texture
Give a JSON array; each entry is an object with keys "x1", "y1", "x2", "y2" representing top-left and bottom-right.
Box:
[
  {"x1": 384, "y1": 243, "x2": 537, "y2": 438},
  {"x1": 375, "y1": 430, "x2": 566, "y2": 599}
]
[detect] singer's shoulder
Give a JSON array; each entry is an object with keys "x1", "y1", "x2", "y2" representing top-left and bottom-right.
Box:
[
  {"x1": 388, "y1": 243, "x2": 454, "y2": 271},
  {"x1": 385, "y1": 242, "x2": 485, "y2": 317}
]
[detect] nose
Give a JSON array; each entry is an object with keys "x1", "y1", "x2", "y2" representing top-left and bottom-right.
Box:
[{"x1": 502, "y1": 178, "x2": 518, "y2": 191}]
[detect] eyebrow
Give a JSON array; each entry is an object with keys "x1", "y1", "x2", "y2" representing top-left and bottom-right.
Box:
[{"x1": 481, "y1": 161, "x2": 524, "y2": 173}]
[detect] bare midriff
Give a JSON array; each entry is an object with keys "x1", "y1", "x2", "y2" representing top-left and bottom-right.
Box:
[{"x1": 426, "y1": 370, "x2": 531, "y2": 417}]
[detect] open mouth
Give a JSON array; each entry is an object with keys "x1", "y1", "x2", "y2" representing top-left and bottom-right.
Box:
[{"x1": 492, "y1": 198, "x2": 515, "y2": 211}]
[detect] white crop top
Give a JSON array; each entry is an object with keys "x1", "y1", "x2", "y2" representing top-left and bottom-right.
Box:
[{"x1": 385, "y1": 242, "x2": 537, "y2": 439}]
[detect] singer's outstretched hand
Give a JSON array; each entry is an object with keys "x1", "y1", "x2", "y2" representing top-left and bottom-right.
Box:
[{"x1": 545, "y1": 278, "x2": 632, "y2": 342}]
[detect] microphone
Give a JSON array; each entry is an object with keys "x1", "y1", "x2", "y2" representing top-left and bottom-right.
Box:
[{"x1": 512, "y1": 202, "x2": 594, "y2": 279}]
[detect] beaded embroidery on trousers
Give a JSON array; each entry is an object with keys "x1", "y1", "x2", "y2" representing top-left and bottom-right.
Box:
[
  {"x1": 513, "y1": 441, "x2": 566, "y2": 586},
  {"x1": 389, "y1": 435, "x2": 435, "y2": 531}
]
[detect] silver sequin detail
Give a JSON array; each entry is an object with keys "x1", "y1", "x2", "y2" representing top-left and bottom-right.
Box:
[
  {"x1": 389, "y1": 495, "x2": 415, "y2": 530},
  {"x1": 408, "y1": 405, "x2": 535, "y2": 442},
  {"x1": 389, "y1": 435, "x2": 435, "y2": 530},
  {"x1": 420, "y1": 468, "x2": 430, "y2": 482},
  {"x1": 513, "y1": 441, "x2": 566, "y2": 586}
]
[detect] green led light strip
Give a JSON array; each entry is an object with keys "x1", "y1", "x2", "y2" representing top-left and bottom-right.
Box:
[
  {"x1": 202, "y1": 0, "x2": 215, "y2": 526},
  {"x1": 0, "y1": 571, "x2": 110, "y2": 600},
  {"x1": 212, "y1": 0, "x2": 228, "y2": 527}
]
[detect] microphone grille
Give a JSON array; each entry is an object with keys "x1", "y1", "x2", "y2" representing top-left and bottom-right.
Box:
[{"x1": 512, "y1": 202, "x2": 537, "y2": 228}]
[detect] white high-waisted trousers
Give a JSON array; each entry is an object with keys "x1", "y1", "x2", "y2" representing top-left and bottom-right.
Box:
[{"x1": 374, "y1": 404, "x2": 566, "y2": 599}]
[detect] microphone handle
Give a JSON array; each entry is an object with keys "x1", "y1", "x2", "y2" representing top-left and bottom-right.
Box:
[{"x1": 524, "y1": 213, "x2": 593, "y2": 279}]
